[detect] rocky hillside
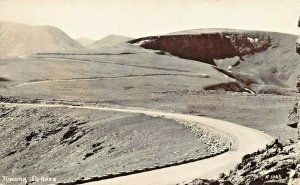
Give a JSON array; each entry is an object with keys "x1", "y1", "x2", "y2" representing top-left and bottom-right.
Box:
[
  {"x1": 297, "y1": 36, "x2": 300, "y2": 54},
  {"x1": 130, "y1": 29, "x2": 300, "y2": 93},
  {"x1": 181, "y1": 140, "x2": 299, "y2": 185},
  {"x1": 0, "y1": 22, "x2": 84, "y2": 57}
]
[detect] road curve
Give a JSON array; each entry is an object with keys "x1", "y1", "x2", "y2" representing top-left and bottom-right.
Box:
[
  {"x1": 0, "y1": 102, "x2": 274, "y2": 185},
  {"x1": 13, "y1": 73, "x2": 209, "y2": 88}
]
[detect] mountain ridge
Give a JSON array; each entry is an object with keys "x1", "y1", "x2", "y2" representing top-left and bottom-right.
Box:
[
  {"x1": 88, "y1": 34, "x2": 133, "y2": 49},
  {"x1": 0, "y1": 21, "x2": 84, "y2": 57}
]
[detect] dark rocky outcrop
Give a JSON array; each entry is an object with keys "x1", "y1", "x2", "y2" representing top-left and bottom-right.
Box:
[
  {"x1": 182, "y1": 140, "x2": 298, "y2": 185},
  {"x1": 203, "y1": 82, "x2": 244, "y2": 92},
  {"x1": 286, "y1": 102, "x2": 299, "y2": 129},
  {"x1": 297, "y1": 17, "x2": 300, "y2": 54},
  {"x1": 296, "y1": 37, "x2": 300, "y2": 54},
  {"x1": 129, "y1": 32, "x2": 273, "y2": 65}
]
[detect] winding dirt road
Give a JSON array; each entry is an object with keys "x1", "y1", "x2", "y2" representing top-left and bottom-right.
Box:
[
  {"x1": 13, "y1": 73, "x2": 209, "y2": 88},
  {"x1": 0, "y1": 102, "x2": 273, "y2": 185}
]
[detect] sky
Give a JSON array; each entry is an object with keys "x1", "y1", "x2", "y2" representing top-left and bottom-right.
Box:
[{"x1": 0, "y1": 0, "x2": 300, "y2": 40}]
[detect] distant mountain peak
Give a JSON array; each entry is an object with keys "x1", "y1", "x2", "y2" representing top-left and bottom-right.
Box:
[
  {"x1": 0, "y1": 21, "x2": 84, "y2": 57},
  {"x1": 88, "y1": 34, "x2": 134, "y2": 49}
]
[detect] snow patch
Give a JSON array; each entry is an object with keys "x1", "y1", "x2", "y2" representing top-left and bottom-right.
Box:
[
  {"x1": 247, "y1": 37, "x2": 255, "y2": 43},
  {"x1": 55, "y1": 35, "x2": 67, "y2": 49},
  {"x1": 243, "y1": 88, "x2": 256, "y2": 94},
  {"x1": 247, "y1": 37, "x2": 259, "y2": 43},
  {"x1": 133, "y1": 39, "x2": 151, "y2": 46},
  {"x1": 221, "y1": 72, "x2": 230, "y2": 78}
]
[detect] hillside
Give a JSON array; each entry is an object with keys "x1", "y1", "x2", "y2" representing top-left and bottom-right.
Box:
[
  {"x1": 76, "y1": 37, "x2": 95, "y2": 47},
  {"x1": 130, "y1": 29, "x2": 300, "y2": 93},
  {"x1": 88, "y1": 34, "x2": 133, "y2": 49},
  {"x1": 183, "y1": 140, "x2": 299, "y2": 185},
  {"x1": 0, "y1": 22, "x2": 84, "y2": 57}
]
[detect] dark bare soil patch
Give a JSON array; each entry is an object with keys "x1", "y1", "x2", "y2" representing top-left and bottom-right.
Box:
[{"x1": 0, "y1": 77, "x2": 11, "y2": 81}]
